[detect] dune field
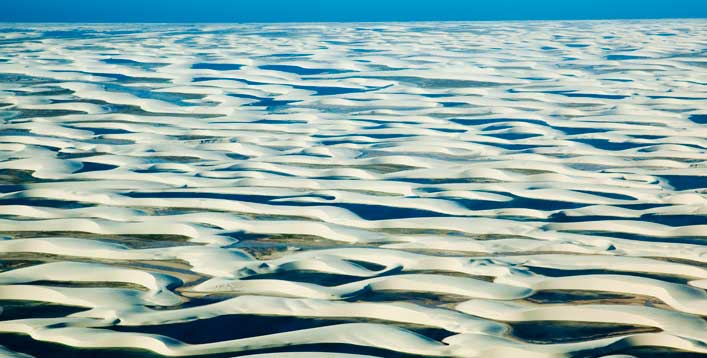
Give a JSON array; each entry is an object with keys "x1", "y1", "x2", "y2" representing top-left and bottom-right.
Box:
[{"x1": 0, "y1": 20, "x2": 706, "y2": 357}]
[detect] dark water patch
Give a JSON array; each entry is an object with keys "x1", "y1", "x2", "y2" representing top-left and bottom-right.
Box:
[
  {"x1": 227, "y1": 232, "x2": 330, "y2": 247},
  {"x1": 102, "y1": 83, "x2": 200, "y2": 106},
  {"x1": 85, "y1": 137, "x2": 134, "y2": 146},
  {"x1": 348, "y1": 118, "x2": 420, "y2": 125},
  {"x1": 553, "y1": 126, "x2": 610, "y2": 135},
  {"x1": 127, "y1": 191, "x2": 449, "y2": 220},
  {"x1": 11, "y1": 88, "x2": 74, "y2": 97},
  {"x1": 168, "y1": 133, "x2": 220, "y2": 142},
  {"x1": 103, "y1": 58, "x2": 167, "y2": 71},
  {"x1": 102, "y1": 30, "x2": 142, "y2": 36},
  {"x1": 0, "y1": 28, "x2": 29, "y2": 33},
  {"x1": 344, "y1": 260, "x2": 387, "y2": 272},
  {"x1": 251, "y1": 119, "x2": 307, "y2": 124},
  {"x1": 134, "y1": 167, "x2": 190, "y2": 174},
  {"x1": 689, "y1": 114, "x2": 707, "y2": 124},
  {"x1": 193, "y1": 76, "x2": 373, "y2": 96},
  {"x1": 124, "y1": 191, "x2": 285, "y2": 204},
  {"x1": 659, "y1": 175, "x2": 706, "y2": 191},
  {"x1": 628, "y1": 134, "x2": 665, "y2": 140},
  {"x1": 0, "y1": 333, "x2": 181, "y2": 358},
  {"x1": 74, "y1": 162, "x2": 118, "y2": 174},
  {"x1": 41, "y1": 29, "x2": 98, "y2": 40},
  {"x1": 241, "y1": 271, "x2": 364, "y2": 287},
  {"x1": 0, "y1": 169, "x2": 49, "y2": 184},
  {"x1": 566, "y1": 43, "x2": 590, "y2": 48},
  {"x1": 509, "y1": 320, "x2": 660, "y2": 344},
  {"x1": 432, "y1": 127, "x2": 467, "y2": 133},
  {"x1": 53, "y1": 70, "x2": 170, "y2": 84},
  {"x1": 26, "y1": 280, "x2": 148, "y2": 291},
  {"x1": 638, "y1": 214, "x2": 707, "y2": 227},
  {"x1": 81, "y1": 127, "x2": 133, "y2": 136},
  {"x1": 546, "y1": 90, "x2": 628, "y2": 100},
  {"x1": 483, "y1": 124, "x2": 512, "y2": 131},
  {"x1": 191, "y1": 63, "x2": 243, "y2": 71},
  {"x1": 451, "y1": 118, "x2": 547, "y2": 127},
  {"x1": 606, "y1": 54, "x2": 650, "y2": 61},
  {"x1": 225, "y1": 153, "x2": 250, "y2": 160},
  {"x1": 0, "y1": 300, "x2": 87, "y2": 321},
  {"x1": 0, "y1": 259, "x2": 42, "y2": 273},
  {"x1": 295, "y1": 85, "x2": 371, "y2": 96},
  {"x1": 320, "y1": 139, "x2": 374, "y2": 146},
  {"x1": 268, "y1": 53, "x2": 311, "y2": 58},
  {"x1": 0, "y1": 184, "x2": 25, "y2": 194},
  {"x1": 65, "y1": 45, "x2": 114, "y2": 51},
  {"x1": 526, "y1": 266, "x2": 690, "y2": 284},
  {"x1": 483, "y1": 132, "x2": 542, "y2": 140},
  {"x1": 439, "y1": 101, "x2": 469, "y2": 108},
  {"x1": 259, "y1": 65, "x2": 348, "y2": 75},
  {"x1": 143, "y1": 156, "x2": 202, "y2": 164},
  {"x1": 546, "y1": 213, "x2": 621, "y2": 223},
  {"x1": 3, "y1": 108, "x2": 86, "y2": 120},
  {"x1": 604, "y1": 78, "x2": 634, "y2": 82},
  {"x1": 573, "y1": 190, "x2": 635, "y2": 201},
  {"x1": 227, "y1": 93, "x2": 299, "y2": 108},
  {"x1": 647, "y1": 95, "x2": 707, "y2": 100},
  {"x1": 255, "y1": 31, "x2": 295, "y2": 38},
  {"x1": 113, "y1": 314, "x2": 450, "y2": 348},
  {"x1": 234, "y1": 343, "x2": 426, "y2": 358},
  {"x1": 351, "y1": 164, "x2": 417, "y2": 174},
  {"x1": 0, "y1": 128, "x2": 31, "y2": 136},
  {"x1": 45, "y1": 100, "x2": 158, "y2": 118},
  {"x1": 0, "y1": 197, "x2": 92, "y2": 209},
  {"x1": 527, "y1": 290, "x2": 641, "y2": 304},
  {"x1": 194, "y1": 76, "x2": 260, "y2": 85},
  {"x1": 614, "y1": 203, "x2": 672, "y2": 210},
  {"x1": 606, "y1": 346, "x2": 707, "y2": 358},
  {"x1": 419, "y1": 93, "x2": 450, "y2": 98},
  {"x1": 647, "y1": 144, "x2": 704, "y2": 153},
  {"x1": 220, "y1": 153, "x2": 251, "y2": 160},
  {"x1": 451, "y1": 194, "x2": 587, "y2": 211},
  {"x1": 351, "y1": 290, "x2": 469, "y2": 306},
  {"x1": 221, "y1": 168, "x2": 297, "y2": 177},
  {"x1": 330, "y1": 203, "x2": 450, "y2": 220},
  {"x1": 351, "y1": 48, "x2": 382, "y2": 53},
  {"x1": 572, "y1": 138, "x2": 650, "y2": 151}
]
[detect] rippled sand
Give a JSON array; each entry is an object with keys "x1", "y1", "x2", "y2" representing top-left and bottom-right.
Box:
[{"x1": 0, "y1": 20, "x2": 706, "y2": 358}]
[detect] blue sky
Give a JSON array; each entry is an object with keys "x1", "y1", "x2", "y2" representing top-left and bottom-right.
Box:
[{"x1": 1, "y1": 0, "x2": 706, "y2": 22}]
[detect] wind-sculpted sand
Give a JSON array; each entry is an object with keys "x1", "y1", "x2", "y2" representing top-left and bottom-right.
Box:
[{"x1": 0, "y1": 20, "x2": 706, "y2": 357}]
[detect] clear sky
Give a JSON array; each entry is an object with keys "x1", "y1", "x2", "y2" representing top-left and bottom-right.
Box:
[{"x1": 1, "y1": 0, "x2": 706, "y2": 23}]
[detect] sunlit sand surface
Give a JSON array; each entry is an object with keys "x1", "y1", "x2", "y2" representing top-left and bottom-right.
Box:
[{"x1": 0, "y1": 20, "x2": 706, "y2": 357}]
